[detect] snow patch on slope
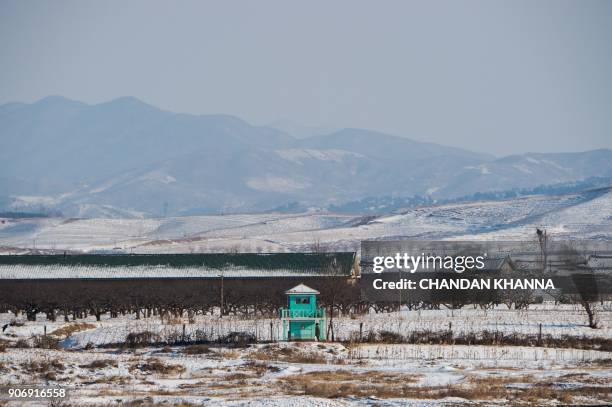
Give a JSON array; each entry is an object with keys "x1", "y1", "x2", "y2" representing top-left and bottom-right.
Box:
[
  {"x1": 246, "y1": 176, "x2": 310, "y2": 192},
  {"x1": 275, "y1": 148, "x2": 364, "y2": 164}
]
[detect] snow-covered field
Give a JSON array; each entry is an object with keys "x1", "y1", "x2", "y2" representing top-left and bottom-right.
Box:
[
  {"x1": 0, "y1": 342, "x2": 610, "y2": 406},
  {"x1": 1, "y1": 189, "x2": 611, "y2": 405},
  {"x1": 1, "y1": 188, "x2": 611, "y2": 254},
  {"x1": 0, "y1": 304, "x2": 611, "y2": 405}
]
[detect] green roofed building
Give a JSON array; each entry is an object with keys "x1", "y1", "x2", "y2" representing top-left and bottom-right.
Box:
[{"x1": 0, "y1": 252, "x2": 357, "y2": 279}]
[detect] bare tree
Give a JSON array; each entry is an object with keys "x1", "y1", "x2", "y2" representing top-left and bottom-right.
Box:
[
  {"x1": 560, "y1": 244, "x2": 600, "y2": 329},
  {"x1": 309, "y1": 238, "x2": 325, "y2": 253}
]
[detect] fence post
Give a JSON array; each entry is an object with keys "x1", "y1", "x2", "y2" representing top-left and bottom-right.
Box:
[
  {"x1": 270, "y1": 322, "x2": 273, "y2": 342},
  {"x1": 359, "y1": 322, "x2": 363, "y2": 342},
  {"x1": 538, "y1": 323, "x2": 542, "y2": 346},
  {"x1": 182, "y1": 324, "x2": 186, "y2": 343}
]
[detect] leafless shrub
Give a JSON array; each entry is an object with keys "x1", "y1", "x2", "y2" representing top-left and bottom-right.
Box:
[
  {"x1": 281, "y1": 369, "x2": 420, "y2": 398},
  {"x1": 193, "y1": 329, "x2": 209, "y2": 343},
  {"x1": 243, "y1": 360, "x2": 280, "y2": 375},
  {"x1": 9, "y1": 319, "x2": 25, "y2": 327},
  {"x1": 21, "y1": 358, "x2": 65, "y2": 379},
  {"x1": 165, "y1": 317, "x2": 183, "y2": 325},
  {"x1": 93, "y1": 375, "x2": 132, "y2": 385},
  {"x1": 218, "y1": 331, "x2": 256, "y2": 348},
  {"x1": 50, "y1": 322, "x2": 96, "y2": 338},
  {"x1": 125, "y1": 331, "x2": 161, "y2": 348},
  {"x1": 224, "y1": 372, "x2": 253, "y2": 381},
  {"x1": 181, "y1": 344, "x2": 211, "y2": 355},
  {"x1": 378, "y1": 330, "x2": 404, "y2": 343},
  {"x1": 350, "y1": 329, "x2": 612, "y2": 351},
  {"x1": 250, "y1": 345, "x2": 326, "y2": 364},
  {"x1": 130, "y1": 358, "x2": 186, "y2": 376},
  {"x1": 13, "y1": 339, "x2": 30, "y2": 348},
  {"x1": 32, "y1": 335, "x2": 60, "y2": 349},
  {"x1": 79, "y1": 359, "x2": 118, "y2": 370}
]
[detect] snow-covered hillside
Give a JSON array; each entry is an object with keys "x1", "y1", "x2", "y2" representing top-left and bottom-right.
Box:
[
  {"x1": 3, "y1": 97, "x2": 612, "y2": 216},
  {"x1": 1, "y1": 188, "x2": 610, "y2": 253}
]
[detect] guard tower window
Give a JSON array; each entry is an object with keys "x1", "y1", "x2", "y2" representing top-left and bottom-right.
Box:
[{"x1": 295, "y1": 297, "x2": 310, "y2": 304}]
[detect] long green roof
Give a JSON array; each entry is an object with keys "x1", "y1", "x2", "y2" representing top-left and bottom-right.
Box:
[{"x1": 0, "y1": 252, "x2": 355, "y2": 276}]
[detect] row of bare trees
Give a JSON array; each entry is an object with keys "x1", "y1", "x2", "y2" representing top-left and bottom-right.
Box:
[
  {"x1": 0, "y1": 276, "x2": 510, "y2": 323},
  {"x1": 0, "y1": 277, "x2": 366, "y2": 323}
]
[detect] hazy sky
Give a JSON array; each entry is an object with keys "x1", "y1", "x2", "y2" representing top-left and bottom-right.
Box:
[{"x1": 1, "y1": 0, "x2": 610, "y2": 156}]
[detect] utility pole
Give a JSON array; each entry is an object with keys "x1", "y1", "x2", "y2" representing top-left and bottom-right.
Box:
[
  {"x1": 219, "y1": 271, "x2": 224, "y2": 318},
  {"x1": 537, "y1": 228, "x2": 548, "y2": 272},
  {"x1": 398, "y1": 267, "x2": 402, "y2": 313}
]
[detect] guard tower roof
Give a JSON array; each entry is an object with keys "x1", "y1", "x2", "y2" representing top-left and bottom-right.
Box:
[{"x1": 285, "y1": 283, "x2": 319, "y2": 295}]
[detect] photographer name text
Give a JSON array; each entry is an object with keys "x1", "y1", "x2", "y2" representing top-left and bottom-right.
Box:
[{"x1": 373, "y1": 278, "x2": 555, "y2": 290}]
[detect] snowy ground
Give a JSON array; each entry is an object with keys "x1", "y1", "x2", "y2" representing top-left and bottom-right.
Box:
[
  {"x1": 0, "y1": 340, "x2": 610, "y2": 406},
  {"x1": 2, "y1": 304, "x2": 611, "y2": 349},
  {"x1": 1, "y1": 189, "x2": 611, "y2": 404},
  {"x1": 1, "y1": 188, "x2": 611, "y2": 254},
  {"x1": 0, "y1": 304, "x2": 610, "y2": 405}
]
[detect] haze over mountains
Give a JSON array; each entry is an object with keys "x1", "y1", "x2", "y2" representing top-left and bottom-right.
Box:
[{"x1": 1, "y1": 96, "x2": 611, "y2": 218}]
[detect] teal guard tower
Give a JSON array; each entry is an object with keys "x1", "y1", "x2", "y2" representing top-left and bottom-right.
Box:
[{"x1": 281, "y1": 284, "x2": 326, "y2": 341}]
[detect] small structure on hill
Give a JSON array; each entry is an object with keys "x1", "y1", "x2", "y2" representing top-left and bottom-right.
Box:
[{"x1": 280, "y1": 283, "x2": 326, "y2": 341}]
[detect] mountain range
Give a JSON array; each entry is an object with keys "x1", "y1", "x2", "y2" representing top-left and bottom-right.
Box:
[{"x1": 1, "y1": 96, "x2": 611, "y2": 217}]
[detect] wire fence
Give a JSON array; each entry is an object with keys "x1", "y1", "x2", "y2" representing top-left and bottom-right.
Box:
[
  {"x1": 70, "y1": 317, "x2": 286, "y2": 347},
  {"x1": 58, "y1": 302, "x2": 612, "y2": 349}
]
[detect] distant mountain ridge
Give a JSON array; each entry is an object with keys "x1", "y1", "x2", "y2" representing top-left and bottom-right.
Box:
[{"x1": 1, "y1": 96, "x2": 611, "y2": 217}]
